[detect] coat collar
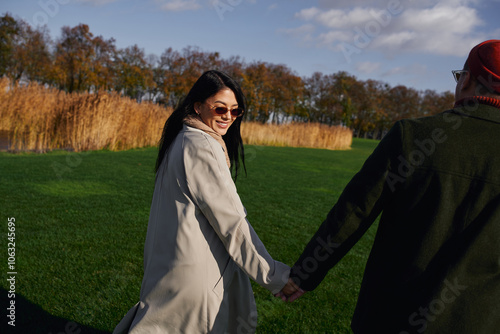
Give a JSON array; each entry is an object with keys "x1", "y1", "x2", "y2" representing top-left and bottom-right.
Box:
[{"x1": 452, "y1": 96, "x2": 500, "y2": 124}]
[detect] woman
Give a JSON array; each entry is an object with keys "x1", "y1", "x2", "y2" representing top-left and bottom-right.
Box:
[{"x1": 113, "y1": 70, "x2": 290, "y2": 334}]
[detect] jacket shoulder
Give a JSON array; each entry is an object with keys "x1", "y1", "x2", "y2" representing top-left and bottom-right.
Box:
[
  {"x1": 179, "y1": 125, "x2": 227, "y2": 170},
  {"x1": 181, "y1": 125, "x2": 220, "y2": 150}
]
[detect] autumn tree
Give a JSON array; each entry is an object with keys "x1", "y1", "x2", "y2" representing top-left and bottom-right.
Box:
[
  {"x1": 16, "y1": 23, "x2": 52, "y2": 84},
  {"x1": 0, "y1": 14, "x2": 52, "y2": 84},
  {"x1": 333, "y1": 71, "x2": 365, "y2": 128},
  {"x1": 0, "y1": 13, "x2": 20, "y2": 79},
  {"x1": 242, "y1": 62, "x2": 274, "y2": 122},
  {"x1": 267, "y1": 64, "x2": 304, "y2": 123},
  {"x1": 303, "y1": 72, "x2": 345, "y2": 124},
  {"x1": 115, "y1": 44, "x2": 155, "y2": 100},
  {"x1": 388, "y1": 85, "x2": 420, "y2": 122},
  {"x1": 87, "y1": 34, "x2": 117, "y2": 92},
  {"x1": 155, "y1": 47, "x2": 181, "y2": 107},
  {"x1": 349, "y1": 80, "x2": 391, "y2": 138},
  {"x1": 419, "y1": 89, "x2": 455, "y2": 117},
  {"x1": 53, "y1": 24, "x2": 95, "y2": 92},
  {"x1": 439, "y1": 91, "x2": 455, "y2": 110},
  {"x1": 53, "y1": 24, "x2": 117, "y2": 92},
  {"x1": 154, "y1": 46, "x2": 222, "y2": 107},
  {"x1": 218, "y1": 55, "x2": 245, "y2": 86},
  {"x1": 146, "y1": 53, "x2": 161, "y2": 101},
  {"x1": 182, "y1": 46, "x2": 221, "y2": 85}
]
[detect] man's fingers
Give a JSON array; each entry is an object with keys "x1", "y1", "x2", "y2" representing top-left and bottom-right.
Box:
[{"x1": 287, "y1": 289, "x2": 305, "y2": 302}]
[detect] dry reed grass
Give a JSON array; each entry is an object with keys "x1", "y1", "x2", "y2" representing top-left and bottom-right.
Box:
[
  {"x1": 0, "y1": 78, "x2": 352, "y2": 152},
  {"x1": 0, "y1": 78, "x2": 171, "y2": 152},
  {"x1": 241, "y1": 121, "x2": 352, "y2": 150}
]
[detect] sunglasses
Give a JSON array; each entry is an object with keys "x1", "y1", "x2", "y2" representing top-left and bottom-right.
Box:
[
  {"x1": 206, "y1": 103, "x2": 244, "y2": 117},
  {"x1": 452, "y1": 70, "x2": 468, "y2": 83}
]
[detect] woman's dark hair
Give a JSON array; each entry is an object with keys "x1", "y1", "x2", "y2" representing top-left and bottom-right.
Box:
[{"x1": 155, "y1": 70, "x2": 246, "y2": 179}]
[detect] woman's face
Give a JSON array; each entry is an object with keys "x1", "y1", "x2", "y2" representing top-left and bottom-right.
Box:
[{"x1": 195, "y1": 88, "x2": 239, "y2": 136}]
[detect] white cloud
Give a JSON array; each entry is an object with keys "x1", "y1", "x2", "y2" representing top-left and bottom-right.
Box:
[
  {"x1": 291, "y1": 2, "x2": 486, "y2": 58},
  {"x1": 316, "y1": 7, "x2": 375, "y2": 29},
  {"x1": 382, "y1": 63, "x2": 428, "y2": 77},
  {"x1": 401, "y1": 6, "x2": 479, "y2": 35},
  {"x1": 156, "y1": 0, "x2": 256, "y2": 13},
  {"x1": 317, "y1": 30, "x2": 351, "y2": 46},
  {"x1": 383, "y1": 5, "x2": 483, "y2": 56},
  {"x1": 355, "y1": 61, "x2": 382, "y2": 74},
  {"x1": 280, "y1": 24, "x2": 316, "y2": 42},
  {"x1": 158, "y1": 0, "x2": 201, "y2": 11},
  {"x1": 77, "y1": 0, "x2": 118, "y2": 5},
  {"x1": 317, "y1": 0, "x2": 390, "y2": 9},
  {"x1": 371, "y1": 31, "x2": 417, "y2": 49},
  {"x1": 317, "y1": 0, "x2": 482, "y2": 10},
  {"x1": 268, "y1": 4, "x2": 278, "y2": 11},
  {"x1": 295, "y1": 7, "x2": 321, "y2": 21}
]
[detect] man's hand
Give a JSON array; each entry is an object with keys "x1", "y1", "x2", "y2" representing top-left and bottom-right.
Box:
[{"x1": 274, "y1": 278, "x2": 306, "y2": 302}]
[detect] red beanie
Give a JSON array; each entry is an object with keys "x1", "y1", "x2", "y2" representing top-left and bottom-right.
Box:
[{"x1": 467, "y1": 39, "x2": 500, "y2": 94}]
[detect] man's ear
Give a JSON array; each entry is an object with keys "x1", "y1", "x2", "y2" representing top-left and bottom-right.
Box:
[{"x1": 461, "y1": 71, "x2": 473, "y2": 90}]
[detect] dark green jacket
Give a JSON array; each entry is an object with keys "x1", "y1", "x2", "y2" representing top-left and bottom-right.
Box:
[{"x1": 290, "y1": 99, "x2": 500, "y2": 334}]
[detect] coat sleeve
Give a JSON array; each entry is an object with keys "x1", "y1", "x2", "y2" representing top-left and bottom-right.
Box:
[
  {"x1": 289, "y1": 122, "x2": 404, "y2": 291},
  {"x1": 182, "y1": 131, "x2": 290, "y2": 294}
]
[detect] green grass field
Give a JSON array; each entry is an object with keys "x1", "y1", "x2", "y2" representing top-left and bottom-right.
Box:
[{"x1": 1, "y1": 138, "x2": 379, "y2": 334}]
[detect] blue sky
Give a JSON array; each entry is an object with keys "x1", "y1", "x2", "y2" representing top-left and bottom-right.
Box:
[{"x1": 3, "y1": 0, "x2": 500, "y2": 93}]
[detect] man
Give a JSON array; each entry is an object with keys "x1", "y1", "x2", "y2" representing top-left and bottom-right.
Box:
[{"x1": 278, "y1": 40, "x2": 500, "y2": 333}]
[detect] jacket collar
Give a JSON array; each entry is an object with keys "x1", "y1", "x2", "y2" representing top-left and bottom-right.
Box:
[{"x1": 452, "y1": 96, "x2": 500, "y2": 124}]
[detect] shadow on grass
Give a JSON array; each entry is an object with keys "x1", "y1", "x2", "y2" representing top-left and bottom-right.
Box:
[{"x1": 1, "y1": 288, "x2": 110, "y2": 334}]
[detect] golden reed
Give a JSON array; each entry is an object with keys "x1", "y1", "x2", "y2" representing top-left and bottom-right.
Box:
[
  {"x1": 0, "y1": 78, "x2": 352, "y2": 152},
  {"x1": 0, "y1": 78, "x2": 171, "y2": 152},
  {"x1": 241, "y1": 122, "x2": 352, "y2": 150}
]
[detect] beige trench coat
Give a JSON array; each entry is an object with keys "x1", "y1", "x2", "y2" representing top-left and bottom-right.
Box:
[{"x1": 113, "y1": 125, "x2": 290, "y2": 334}]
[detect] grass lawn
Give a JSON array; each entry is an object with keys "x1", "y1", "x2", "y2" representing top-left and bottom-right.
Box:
[{"x1": 0, "y1": 138, "x2": 379, "y2": 333}]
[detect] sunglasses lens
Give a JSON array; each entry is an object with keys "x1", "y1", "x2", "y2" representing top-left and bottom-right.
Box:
[
  {"x1": 231, "y1": 108, "x2": 243, "y2": 117},
  {"x1": 214, "y1": 107, "x2": 228, "y2": 114},
  {"x1": 212, "y1": 106, "x2": 243, "y2": 117},
  {"x1": 453, "y1": 70, "x2": 467, "y2": 82}
]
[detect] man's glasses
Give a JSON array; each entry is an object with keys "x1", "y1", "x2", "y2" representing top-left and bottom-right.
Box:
[
  {"x1": 206, "y1": 103, "x2": 244, "y2": 117},
  {"x1": 452, "y1": 70, "x2": 468, "y2": 83}
]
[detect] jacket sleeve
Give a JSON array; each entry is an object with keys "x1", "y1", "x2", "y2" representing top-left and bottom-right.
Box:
[
  {"x1": 290, "y1": 122, "x2": 403, "y2": 291},
  {"x1": 183, "y1": 131, "x2": 290, "y2": 294}
]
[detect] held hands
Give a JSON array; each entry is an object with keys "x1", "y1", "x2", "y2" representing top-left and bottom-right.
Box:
[{"x1": 274, "y1": 278, "x2": 306, "y2": 302}]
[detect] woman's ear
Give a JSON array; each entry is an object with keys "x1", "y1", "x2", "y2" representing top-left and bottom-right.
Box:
[{"x1": 194, "y1": 102, "x2": 201, "y2": 115}]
